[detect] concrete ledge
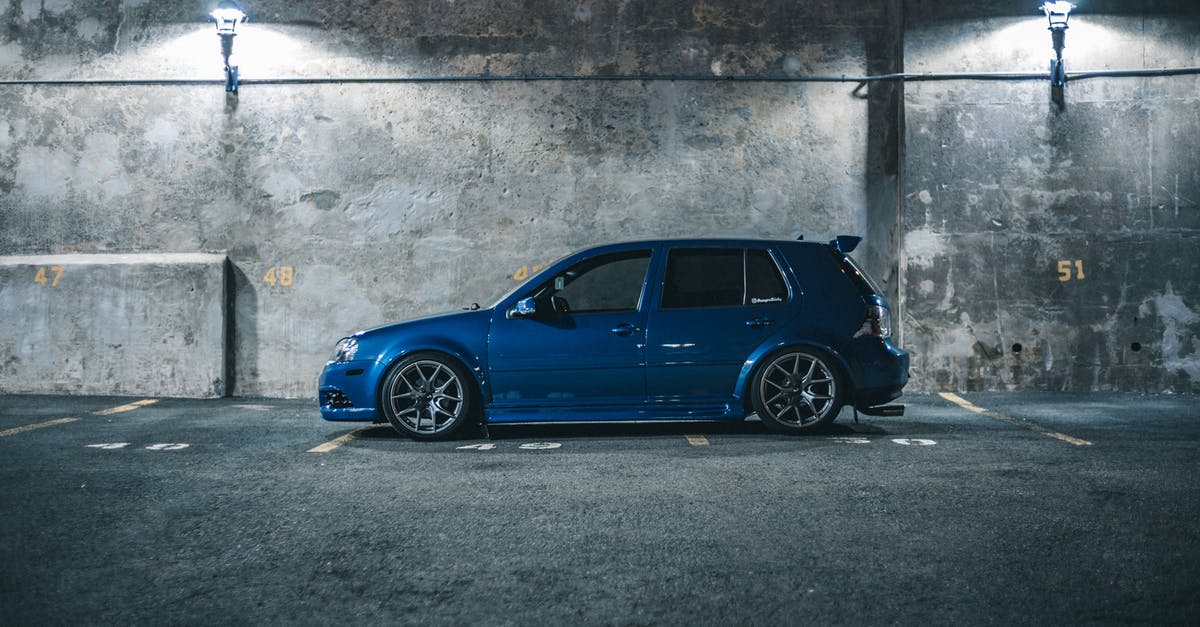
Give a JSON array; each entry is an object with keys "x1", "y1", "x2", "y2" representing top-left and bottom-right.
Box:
[{"x1": 0, "y1": 253, "x2": 228, "y2": 398}]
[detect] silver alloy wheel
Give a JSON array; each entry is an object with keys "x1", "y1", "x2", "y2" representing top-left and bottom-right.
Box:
[
  {"x1": 386, "y1": 359, "x2": 466, "y2": 435},
  {"x1": 757, "y1": 351, "x2": 838, "y2": 426}
]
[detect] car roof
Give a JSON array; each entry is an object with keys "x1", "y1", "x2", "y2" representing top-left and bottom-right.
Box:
[{"x1": 572, "y1": 237, "x2": 832, "y2": 254}]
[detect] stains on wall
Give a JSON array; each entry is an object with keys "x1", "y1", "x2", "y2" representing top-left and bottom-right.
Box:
[
  {"x1": 0, "y1": 1, "x2": 874, "y2": 397},
  {"x1": 904, "y1": 9, "x2": 1200, "y2": 393},
  {"x1": 1, "y1": 1, "x2": 1196, "y2": 396}
]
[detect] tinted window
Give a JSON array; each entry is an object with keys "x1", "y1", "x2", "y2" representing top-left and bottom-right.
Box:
[
  {"x1": 832, "y1": 250, "x2": 881, "y2": 295},
  {"x1": 661, "y1": 247, "x2": 788, "y2": 309},
  {"x1": 538, "y1": 250, "x2": 651, "y2": 313},
  {"x1": 747, "y1": 249, "x2": 788, "y2": 304},
  {"x1": 660, "y1": 248, "x2": 739, "y2": 309}
]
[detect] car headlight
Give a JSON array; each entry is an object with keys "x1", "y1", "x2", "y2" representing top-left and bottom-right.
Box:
[{"x1": 329, "y1": 337, "x2": 359, "y2": 363}]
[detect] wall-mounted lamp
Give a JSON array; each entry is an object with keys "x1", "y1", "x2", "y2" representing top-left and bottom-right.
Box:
[
  {"x1": 1041, "y1": 1, "x2": 1074, "y2": 87},
  {"x1": 210, "y1": 1, "x2": 247, "y2": 93}
]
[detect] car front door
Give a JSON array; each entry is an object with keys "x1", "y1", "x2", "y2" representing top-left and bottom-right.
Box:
[{"x1": 487, "y1": 248, "x2": 654, "y2": 411}]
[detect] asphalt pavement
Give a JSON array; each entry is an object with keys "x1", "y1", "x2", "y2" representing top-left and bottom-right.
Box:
[{"x1": 1, "y1": 392, "x2": 1197, "y2": 625}]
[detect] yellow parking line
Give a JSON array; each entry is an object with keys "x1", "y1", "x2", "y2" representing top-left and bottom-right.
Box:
[
  {"x1": 938, "y1": 392, "x2": 1093, "y2": 447},
  {"x1": 308, "y1": 428, "x2": 368, "y2": 453},
  {"x1": 0, "y1": 417, "x2": 80, "y2": 438},
  {"x1": 685, "y1": 435, "x2": 710, "y2": 446},
  {"x1": 94, "y1": 399, "x2": 159, "y2": 416}
]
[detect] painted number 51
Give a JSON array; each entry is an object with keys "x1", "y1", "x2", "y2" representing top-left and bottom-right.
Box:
[{"x1": 1057, "y1": 260, "x2": 1085, "y2": 282}]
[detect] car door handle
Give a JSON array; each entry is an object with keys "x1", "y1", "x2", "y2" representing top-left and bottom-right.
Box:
[
  {"x1": 746, "y1": 317, "x2": 775, "y2": 328},
  {"x1": 611, "y1": 323, "x2": 642, "y2": 336}
]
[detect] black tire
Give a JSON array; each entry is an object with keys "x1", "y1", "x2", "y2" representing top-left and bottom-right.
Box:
[
  {"x1": 379, "y1": 352, "x2": 479, "y2": 440},
  {"x1": 751, "y1": 348, "x2": 845, "y2": 434}
]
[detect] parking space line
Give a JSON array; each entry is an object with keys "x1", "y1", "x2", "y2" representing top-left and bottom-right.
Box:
[
  {"x1": 938, "y1": 392, "x2": 1093, "y2": 447},
  {"x1": 0, "y1": 417, "x2": 80, "y2": 438},
  {"x1": 308, "y1": 428, "x2": 368, "y2": 453},
  {"x1": 94, "y1": 399, "x2": 158, "y2": 416},
  {"x1": 685, "y1": 435, "x2": 710, "y2": 446}
]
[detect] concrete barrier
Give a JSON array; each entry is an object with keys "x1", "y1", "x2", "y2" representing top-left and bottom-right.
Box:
[{"x1": 0, "y1": 253, "x2": 228, "y2": 398}]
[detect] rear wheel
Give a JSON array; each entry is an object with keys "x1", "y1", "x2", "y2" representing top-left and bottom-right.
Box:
[
  {"x1": 752, "y1": 349, "x2": 844, "y2": 434},
  {"x1": 380, "y1": 352, "x2": 478, "y2": 440}
]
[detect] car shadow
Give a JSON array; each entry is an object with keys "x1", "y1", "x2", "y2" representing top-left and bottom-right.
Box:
[
  {"x1": 485, "y1": 419, "x2": 887, "y2": 441},
  {"x1": 350, "y1": 419, "x2": 889, "y2": 442}
]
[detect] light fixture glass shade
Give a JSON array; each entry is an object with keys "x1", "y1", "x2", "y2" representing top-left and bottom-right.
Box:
[
  {"x1": 211, "y1": 2, "x2": 246, "y2": 35},
  {"x1": 1041, "y1": 1, "x2": 1074, "y2": 29}
]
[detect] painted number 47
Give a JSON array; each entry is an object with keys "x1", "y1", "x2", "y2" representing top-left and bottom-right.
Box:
[
  {"x1": 1057, "y1": 260, "x2": 1085, "y2": 282},
  {"x1": 33, "y1": 266, "x2": 65, "y2": 287}
]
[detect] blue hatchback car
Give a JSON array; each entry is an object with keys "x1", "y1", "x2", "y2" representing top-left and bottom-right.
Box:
[{"x1": 320, "y1": 237, "x2": 908, "y2": 439}]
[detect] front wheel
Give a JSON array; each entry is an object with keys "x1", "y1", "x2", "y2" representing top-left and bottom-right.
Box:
[
  {"x1": 380, "y1": 352, "x2": 478, "y2": 440},
  {"x1": 752, "y1": 349, "x2": 844, "y2": 434}
]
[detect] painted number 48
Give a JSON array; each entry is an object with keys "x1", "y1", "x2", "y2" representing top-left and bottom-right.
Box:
[
  {"x1": 1057, "y1": 260, "x2": 1085, "y2": 282},
  {"x1": 263, "y1": 266, "x2": 295, "y2": 287}
]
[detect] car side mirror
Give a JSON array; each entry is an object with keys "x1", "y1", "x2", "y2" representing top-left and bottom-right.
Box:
[
  {"x1": 509, "y1": 295, "x2": 570, "y2": 320},
  {"x1": 513, "y1": 297, "x2": 538, "y2": 318}
]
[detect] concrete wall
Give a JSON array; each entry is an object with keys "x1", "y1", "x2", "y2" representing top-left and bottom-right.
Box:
[
  {"x1": 0, "y1": 0, "x2": 884, "y2": 397},
  {"x1": 0, "y1": 253, "x2": 227, "y2": 397},
  {"x1": 0, "y1": 0, "x2": 1196, "y2": 397},
  {"x1": 903, "y1": 4, "x2": 1200, "y2": 392}
]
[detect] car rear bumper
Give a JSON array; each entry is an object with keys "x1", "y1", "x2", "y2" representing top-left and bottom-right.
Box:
[{"x1": 850, "y1": 340, "x2": 909, "y2": 410}]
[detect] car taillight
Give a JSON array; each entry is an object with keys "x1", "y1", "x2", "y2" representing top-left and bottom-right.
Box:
[{"x1": 855, "y1": 304, "x2": 892, "y2": 339}]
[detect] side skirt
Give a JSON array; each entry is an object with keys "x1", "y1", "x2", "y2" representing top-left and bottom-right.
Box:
[{"x1": 485, "y1": 403, "x2": 741, "y2": 424}]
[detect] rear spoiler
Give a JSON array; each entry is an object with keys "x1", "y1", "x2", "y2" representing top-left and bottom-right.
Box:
[{"x1": 829, "y1": 235, "x2": 862, "y2": 253}]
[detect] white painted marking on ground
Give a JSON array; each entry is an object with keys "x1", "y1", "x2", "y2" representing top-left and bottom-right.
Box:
[
  {"x1": 457, "y1": 443, "x2": 498, "y2": 450},
  {"x1": 145, "y1": 443, "x2": 189, "y2": 451},
  {"x1": 892, "y1": 438, "x2": 937, "y2": 446},
  {"x1": 685, "y1": 435, "x2": 710, "y2": 446},
  {"x1": 233, "y1": 404, "x2": 275, "y2": 411},
  {"x1": 938, "y1": 392, "x2": 1093, "y2": 447},
  {"x1": 86, "y1": 443, "x2": 131, "y2": 449},
  {"x1": 831, "y1": 436, "x2": 871, "y2": 445},
  {"x1": 0, "y1": 417, "x2": 79, "y2": 437},
  {"x1": 518, "y1": 442, "x2": 562, "y2": 450},
  {"x1": 94, "y1": 399, "x2": 158, "y2": 416}
]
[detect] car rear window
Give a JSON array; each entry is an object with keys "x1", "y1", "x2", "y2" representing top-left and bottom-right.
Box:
[{"x1": 835, "y1": 251, "x2": 882, "y2": 295}]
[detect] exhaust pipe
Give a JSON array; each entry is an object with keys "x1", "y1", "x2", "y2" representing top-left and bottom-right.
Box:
[{"x1": 857, "y1": 404, "x2": 905, "y2": 417}]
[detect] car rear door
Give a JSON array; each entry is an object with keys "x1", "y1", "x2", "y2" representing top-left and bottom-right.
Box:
[{"x1": 645, "y1": 245, "x2": 797, "y2": 404}]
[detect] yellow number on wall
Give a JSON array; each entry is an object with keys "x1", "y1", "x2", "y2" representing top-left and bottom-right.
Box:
[
  {"x1": 33, "y1": 266, "x2": 65, "y2": 287},
  {"x1": 263, "y1": 266, "x2": 295, "y2": 287},
  {"x1": 1057, "y1": 260, "x2": 1085, "y2": 282}
]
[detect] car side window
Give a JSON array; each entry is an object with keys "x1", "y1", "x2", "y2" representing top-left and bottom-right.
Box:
[
  {"x1": 661, "y1": 247, "x2": 787, "y2": 309},
  {"x1": 661, "y1": 248, "x2": 744, "y2": 309},
  {"x1": 746, "y1": 248, "x2": 788, "y2": 304},
  {"x1": 536, "y1": 250, "x2": 652, "y2": 313}
]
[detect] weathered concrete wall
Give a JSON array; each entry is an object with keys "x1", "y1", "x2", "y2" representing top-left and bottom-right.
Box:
[
  {"x1": 903, "y1": 4, "x2": 1200, "y2": 392},
  {"x1": 0, "y1": 1, "x2": 883, "y2": 397},
  {"x1": 0, "y1": 253, "x2": 227, "y2": 397},
  {"x1": 1, "y1": 1, "x2": 1197, "y2": 397}
]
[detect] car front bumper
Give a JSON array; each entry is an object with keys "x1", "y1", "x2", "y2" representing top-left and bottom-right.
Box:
[{"x1": 318, "y1": 360, "x2": 381, "y2": 422}]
